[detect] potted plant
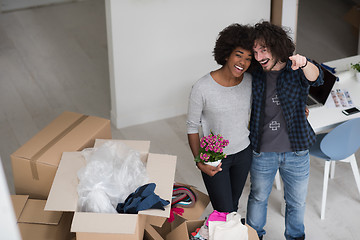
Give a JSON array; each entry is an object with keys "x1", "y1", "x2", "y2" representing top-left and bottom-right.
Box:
[
  {"x1": 351, "y1": 62, "x2": 360, "y2": 82},
  {"x1": 194, "y1": 131, "x2": 229, "y2": 167}
]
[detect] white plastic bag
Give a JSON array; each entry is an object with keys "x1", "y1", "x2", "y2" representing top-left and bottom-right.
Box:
[{"x1": 77, "y1": 141, "x2": 148, "y2": 213}]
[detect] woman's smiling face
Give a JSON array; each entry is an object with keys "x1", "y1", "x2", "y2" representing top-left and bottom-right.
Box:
[{"x1": 224, "y1": 47, "x2": 252, "y2": 78}]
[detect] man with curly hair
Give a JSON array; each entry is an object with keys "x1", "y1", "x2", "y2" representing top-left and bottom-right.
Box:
[
  {"x1": 246, "y1": 21, "x2": 324, "y2": 240},
  {"x1": 187, "y1": 23, "x2": 255, "y2": 213}
]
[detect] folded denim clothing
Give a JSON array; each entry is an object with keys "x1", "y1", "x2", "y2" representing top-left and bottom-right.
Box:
[{"x1": 116, "y1": 183, "x2": 169, "y2": 214}]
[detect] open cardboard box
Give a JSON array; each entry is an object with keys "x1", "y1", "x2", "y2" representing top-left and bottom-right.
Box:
[
  {"x1": 11, "y1": 111, "x2": 111, "y2": 199},
  {"x1": 144, "y1": 183, "x2": 210, "y2": 240},
  {"x1": 11, "y1": 195, "x2": 74, "y2": 240},
  {"x1": 45, "y1": 139, "x2": 177, "y2": 240},
  {"x1": 166, "y1": 217, "x2": 259, "y2": 240}
]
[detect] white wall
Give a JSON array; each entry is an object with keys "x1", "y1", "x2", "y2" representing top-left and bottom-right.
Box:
[{"x1": 106, "y1": 0, "x2": 271, "y2": 129}]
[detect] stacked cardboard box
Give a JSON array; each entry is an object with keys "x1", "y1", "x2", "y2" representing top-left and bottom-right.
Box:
[
  {"x1": 10, "y1": 111, "x2": 112, "y2": 239},
  {"x1": 11, "y1": 111, "x2": 112, "y2": 200}
]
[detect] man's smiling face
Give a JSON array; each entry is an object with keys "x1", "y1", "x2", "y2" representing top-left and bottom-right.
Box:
[{"x1": 253, "y1": 40, "x2": 279, "y2": 72}]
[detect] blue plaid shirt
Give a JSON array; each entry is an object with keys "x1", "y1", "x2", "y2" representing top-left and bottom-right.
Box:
[{"x1": 250, "y1": 59, "x2": 324, "y2": 152}]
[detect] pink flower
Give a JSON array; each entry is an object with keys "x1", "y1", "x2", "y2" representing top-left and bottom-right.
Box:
[
  {"x1": 200, "y1": 153, "x2": 210, "y2": 161},
  {"x1": 195, "y1": 131, "x2": 229, "y2": 164},
  {"x1": 208, "y1": 145, "x2": 213, "y2": 151}
]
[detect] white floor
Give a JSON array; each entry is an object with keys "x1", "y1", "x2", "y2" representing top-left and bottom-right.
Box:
[{"x1": 0, "y1": 0, "x2": 359, "y2": 239}]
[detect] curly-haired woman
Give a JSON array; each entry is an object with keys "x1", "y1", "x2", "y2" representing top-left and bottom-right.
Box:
[{"x1": 186, "y1": 23, "x2": 255, "y2": 213}]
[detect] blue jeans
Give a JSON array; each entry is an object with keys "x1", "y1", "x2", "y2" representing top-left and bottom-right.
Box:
[{"x1": 246, "y1": 151, "x2": 310, "y2": 240}]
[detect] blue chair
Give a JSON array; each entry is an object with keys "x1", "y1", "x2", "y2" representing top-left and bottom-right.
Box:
[{"x1": 309, "y1": 117, "x2": 360, "y2": 220}]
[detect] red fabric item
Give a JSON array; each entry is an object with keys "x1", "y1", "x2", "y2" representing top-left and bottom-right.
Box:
[
  {"x1": 191, "y1": 228, "x2": 201, "y2": 236},
  {"x1": 167, "y1": 207, "x2": 184, "y2": 222}
]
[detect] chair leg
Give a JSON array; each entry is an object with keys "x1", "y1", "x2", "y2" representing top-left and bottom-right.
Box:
[
  {"x1": 330, "y1": 161, "x2": 336, "y2": 179},
  {"x1": 349, "y1": 155, "x2": 360, "y2": 197},
  {"x1": 321, "y1": 161, "x2": 331, "y2": 220}
]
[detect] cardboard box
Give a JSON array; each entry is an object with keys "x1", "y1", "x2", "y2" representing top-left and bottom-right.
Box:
[
  {"x1": 166, "y1": 218, "x2": 259, "y2": 240},
  {"x1": 11, "y1": 195, "x2": 74, "y2": 240},
  {"x1": 11, "y1": 111, "x2": 112, "y2": 199},
  {"x1": 45, "y1": 139, "x2": 177, "y2": 240},
  {"x1": 144, "y1": 183, "x2": 210, "y2": 240}
]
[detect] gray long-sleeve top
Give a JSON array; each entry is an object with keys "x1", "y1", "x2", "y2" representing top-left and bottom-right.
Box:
[{"x1": 186, "y1": 72, "x2": 252, "y2": 155}]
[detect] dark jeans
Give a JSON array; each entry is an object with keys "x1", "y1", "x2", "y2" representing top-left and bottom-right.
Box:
[{"x1": 202, "y1": 144, "x2": 252, "y2": 212}]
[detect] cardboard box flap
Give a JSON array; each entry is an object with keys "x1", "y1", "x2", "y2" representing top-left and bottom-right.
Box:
[
  {"x1": 146, "y1": 216, "x2": 167, "y2": 228},
  {"x1": 165, "y1": 220, "x2": 190, "y2": 240},
  {"x1": 72, "y1": 212, "x2": 139, "y2": 234},
  {"x1": 145, "y1": 216, "x2": 172, "y2": 240},
  {"x1": 139, "y1": 153, "x2": 176, "y2": 218},
  {"x1": 45, "y1": 152, "x2": 84, "y2": 212},
  {"x1": 94, "y1": 139, "x2": 150, "y2": 163},
  {"x1": 11, "y1": 195, "x2": 29, "y2": 221},
  {"x1": 19, "y1": 199, "x2": 62, "y2": 225},
  {"x1": 145, "y1": 223, "x2": 164, "y2": 240},
  {"x1": 11, "y1": 111, "x2": 85, "y2": 161}
]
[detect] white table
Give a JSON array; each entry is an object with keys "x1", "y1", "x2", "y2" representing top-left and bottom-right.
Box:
[{"x1": 308, "y1": 55, "x2": 360, "y2": 133}]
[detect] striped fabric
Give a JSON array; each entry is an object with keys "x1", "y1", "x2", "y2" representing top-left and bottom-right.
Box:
[{"x1": 171, "y1": 184, "x2": 197, "y2": 208}]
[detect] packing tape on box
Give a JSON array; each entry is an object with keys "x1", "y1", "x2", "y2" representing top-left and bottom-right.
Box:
[{"x1": 30, "y1": 115, "x2": 89, "y2": 180}]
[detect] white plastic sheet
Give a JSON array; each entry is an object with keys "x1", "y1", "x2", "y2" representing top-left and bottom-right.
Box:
[{"x1": 77, "y1": 141, "x2": 148, "y2": 213}]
